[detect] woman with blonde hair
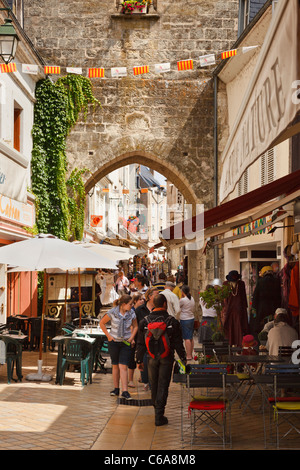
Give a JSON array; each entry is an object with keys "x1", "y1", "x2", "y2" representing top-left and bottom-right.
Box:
[{"x1": 100, "y1": 294, "x2": 137, "y2": 400}]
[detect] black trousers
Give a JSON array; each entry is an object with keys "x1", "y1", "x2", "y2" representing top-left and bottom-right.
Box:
[{"x1": 147, "y1": 356, "x2": 174, "y2": 419}]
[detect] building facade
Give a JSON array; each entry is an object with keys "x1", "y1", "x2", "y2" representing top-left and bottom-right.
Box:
[{"x1": 0, "y1": 1, "x2": 45, "y2": 320}]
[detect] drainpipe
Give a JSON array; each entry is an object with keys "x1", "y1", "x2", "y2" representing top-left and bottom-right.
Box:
[{"x1": 213, "y1": 74, "x2": 219, "y2": 280}]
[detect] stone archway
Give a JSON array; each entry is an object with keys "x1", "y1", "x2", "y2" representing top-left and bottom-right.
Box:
[{"x1": 84, "y1": 150, "x2": 199, "y2": 206}]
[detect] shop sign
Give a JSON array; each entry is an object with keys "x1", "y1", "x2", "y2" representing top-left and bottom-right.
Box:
[
  {"x1": 220, "y1": 0, "x2": 300, "y2": 202},
  {"x1": 0, "y1": 193, "x2": 34, "y2": 227},
  {"x1": 232, "y1": 215, "x2": 272, "y2": 236}
]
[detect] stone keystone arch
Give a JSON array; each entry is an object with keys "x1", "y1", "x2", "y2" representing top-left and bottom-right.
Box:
[{"x1": 84, "y1": 151, "x2": 200, "y2": 206}]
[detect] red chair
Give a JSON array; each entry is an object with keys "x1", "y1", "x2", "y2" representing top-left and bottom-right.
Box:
[{"x1": 187, "y1": 364, "x2": 232, "y2": 449}]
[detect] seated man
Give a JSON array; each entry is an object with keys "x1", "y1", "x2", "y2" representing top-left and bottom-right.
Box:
[{"x1": 266, "y1": 310, "x2": 298, "y2": 356}]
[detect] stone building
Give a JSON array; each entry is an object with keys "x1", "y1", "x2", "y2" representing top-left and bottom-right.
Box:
[{"x1": 21, "y1": 0, "x2": 242, "y2": 297}]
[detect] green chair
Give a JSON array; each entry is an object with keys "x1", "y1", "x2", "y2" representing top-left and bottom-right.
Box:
[
  {"x1": 0, "y1": 335, "x2": 23, "y2": 384},
  {"x1": 62, "y1": 328, "x2": 73, "y2": 336},
  {"x1": 59, "y1": 337, "x2": 92, "y2": 386}
]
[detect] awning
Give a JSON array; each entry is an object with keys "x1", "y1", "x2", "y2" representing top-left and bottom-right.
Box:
[
  {"x1": 159, "y1": 169, "x2": 300, "y2": 248},
  {"x1": 139, "y1": 166, "x2": 162, "y2": 188}
]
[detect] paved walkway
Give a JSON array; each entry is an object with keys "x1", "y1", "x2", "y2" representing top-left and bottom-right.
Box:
[{"x1": 0, "y1": 344, "x2": 272, "y2": 451}]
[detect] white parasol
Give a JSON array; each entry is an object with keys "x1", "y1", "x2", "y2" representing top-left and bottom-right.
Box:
[{"x1": 0, "y1": 234, "x2": 118, "y2": 382}]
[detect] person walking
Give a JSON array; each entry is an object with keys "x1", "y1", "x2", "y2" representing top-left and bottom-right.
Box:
[
  {"x1": 100, "y1": 295, "x2": 138, "y2": 400},
  {"x1": 136, "y1": 294, "x2": 186, "y2": 426},
  {"x1": 179, "y1": 285, "x2": 196, "y2": 360},
  {"x1": 115, "y1": 271, "x2": 130, "y2": 296},
  {"x1": 127, "y1": 293, "x2": 145, "y2": 388},
  {"x1": 161, "y1": 281, "x2": 181, "y2": 318},
  {"x1": 152, "y1": 272, "x2": 167, "y2": 292},
  {"x1": 135, "y1": 287, "x2": 159, "y2": 390}
]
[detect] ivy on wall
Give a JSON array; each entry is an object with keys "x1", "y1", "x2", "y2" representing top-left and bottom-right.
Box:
[{"x1": 31, "y1": 74, "x2": 100, "y2": 241}]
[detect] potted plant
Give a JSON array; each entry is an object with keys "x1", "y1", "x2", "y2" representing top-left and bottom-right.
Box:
[
  {"x1": 121, "y1": 0, "x2": 151, "y2": 14},
  {"x1": 199, "y1": 283, "x2": 232, "y2": 344}
]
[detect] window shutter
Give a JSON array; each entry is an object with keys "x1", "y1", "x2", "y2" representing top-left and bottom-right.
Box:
[{"x1": 261, "y1": 148, "x2": 275, "y2": 186}]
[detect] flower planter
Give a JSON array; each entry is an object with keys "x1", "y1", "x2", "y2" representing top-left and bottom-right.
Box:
[{"x1": 132, "y1": 5, "x2": 147, "y2": 13}]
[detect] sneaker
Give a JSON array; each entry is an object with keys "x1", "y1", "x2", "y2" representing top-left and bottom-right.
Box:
[
  {"x1": 121, "y1": 391, "x2": 132, "y2": 400},
  {"x1": 110, "y1": 388, "x2": 120, "y2": 397}
]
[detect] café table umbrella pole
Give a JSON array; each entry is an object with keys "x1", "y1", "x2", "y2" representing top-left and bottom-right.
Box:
[
  {"x1": 78, "y1": 268, "x2": 82, "y2": 328},
  {"x1": 64, "y1": 270, "x2": 68, "y2": 323},
  {"x1": 26, "y1": 270, "x2": 52, "y2": 382}
]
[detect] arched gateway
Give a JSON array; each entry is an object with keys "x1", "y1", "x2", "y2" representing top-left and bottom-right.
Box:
[{"x1": 84, "y1": 151, "x2": 199, "y2": 206}]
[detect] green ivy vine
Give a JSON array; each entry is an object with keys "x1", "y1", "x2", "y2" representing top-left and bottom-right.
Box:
[{"x1": 31, "y1": 74, "x2": 100, "y2": 241}]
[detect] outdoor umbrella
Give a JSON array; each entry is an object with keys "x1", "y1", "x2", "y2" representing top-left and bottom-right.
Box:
[
  {"x1": 0, "y1": 234, "x2": 118, "y2": 381},
  {"x1": 78, "y1": 241, "x2": 145, "y2": 261}
]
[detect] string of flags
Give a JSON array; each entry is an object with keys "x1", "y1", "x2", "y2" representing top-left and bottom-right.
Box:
[{"x1": 0, "y1": 45, "x2": 259, "y2": 76}]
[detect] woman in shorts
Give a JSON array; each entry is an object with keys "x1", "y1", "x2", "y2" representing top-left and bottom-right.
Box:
[
  {"x1": 179, "y1": 285, "x2": 196, "y2": 360},
  {"x1": 100, "y1": 294, "x2": 138, "y2": 400}
]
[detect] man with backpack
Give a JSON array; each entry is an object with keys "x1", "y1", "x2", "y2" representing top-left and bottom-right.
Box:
[{"x1": 136, "y1": 294, "x2": 186, "y2": 426}]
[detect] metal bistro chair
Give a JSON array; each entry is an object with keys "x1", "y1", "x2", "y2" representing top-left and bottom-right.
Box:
[
  {"x1": 0, "y1": 335, "x2": 23, "y2": 384},
  {"x1": 59, "y1": 337, "x2": 93, "y2": 386},
  {"x1": 187, "y1": 363, "x2": 232, "y2": 449},
  {"x1": 263, "y1": 363, "x2": 300, "y2": 449}
]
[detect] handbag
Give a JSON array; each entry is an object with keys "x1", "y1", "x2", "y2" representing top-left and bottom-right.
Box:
[{"x1": 194, "y1": 320, "x2": 200, "y2": 330}]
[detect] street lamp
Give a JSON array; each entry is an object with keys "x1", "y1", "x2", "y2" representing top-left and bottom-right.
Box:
[{"x1": 0, "y1": 13, "x2": 19, "y2": 64}]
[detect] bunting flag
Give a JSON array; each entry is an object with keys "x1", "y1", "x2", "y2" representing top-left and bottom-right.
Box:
[
  {"x1": 242, "y1": 45, "x2": 259, "y2": 54},
  {"x1": 44, "y1": 66, "x2": 61, "y2": 74},
  {"x1": 66, "y1": 67, "x2": 83, "y2": 74},
  {"x1": 122, "y1": 189, "x2": 129, "y2": 194},
  {"x1": 155, "y1": 62, "x2": 171, "y2": 74},
  {"x1": 22, "y1": 64, "x2": 38, "y2": 75},
  {"x1": 111, "y1": 67, "x2": 127, "y2": 78},
  {"x1": 221, "y1": 49, "x2": 237, "y2": 60},
  {"x1": 177, "y1": 59, "x2": 193, "y2": 71},
  {"x1": 102, "y1": 188, "x2": 109, "y2": 193},
  {"x1": 15, "y1": 44, "x2": 260, "y2": 78},
  {"x1": 140, "y1": 188, "x2": 149, "y2": 193},
  {"x1": 133, "y1": 65, "x2": 149, "y2": 75},
  {"x1": 88, "y1": 68, "x2": 105, "y2": 78},
  {"x1": 1, "y1": 63, "x2": 17, "y2": 73},
  {"x1": 199, "y1": 54, "x2": 216, "y2": 67}
]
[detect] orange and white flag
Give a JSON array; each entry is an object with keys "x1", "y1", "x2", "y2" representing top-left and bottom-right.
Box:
[
  {"x1": 1, "y1": 63, "x2": 17, "y2": 73},
  {"x1": 177, "y1": 59, "x2": 193, "y2": 71},
  {"x1": 88, "y1": 68, "x2": 105, "y2": 78},
  {"x1": 133, "y1": 65, "x2": 149, "y2": 76},
  {"x1": 44, "y1": 66, "x2": 61, "y2": 74},
  {"x1": 221, "y1": 49, "x2": 237, "y2": 60}
]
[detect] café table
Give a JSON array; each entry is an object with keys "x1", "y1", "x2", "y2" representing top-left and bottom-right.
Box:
[
  {"x1": 73, "y1": 327, "x2": 109, "y2": 373},
  {"x1": 226, "y1": 354, "x2": 287, "y2": 413},
  {"x1": 52, "y1": 334, "x2": 95, "y2": 384}
]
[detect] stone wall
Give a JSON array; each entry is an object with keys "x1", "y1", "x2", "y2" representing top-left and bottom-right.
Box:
[{"x1": 23, "y1": 0, "x2": 239, "y2": 292}]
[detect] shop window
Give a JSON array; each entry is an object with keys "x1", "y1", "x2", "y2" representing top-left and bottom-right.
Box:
[
  {"x1": 6, "y1": 0, "x2": 24, "y2": 27},
  {"x1": 261, "y1": 148, "x2": 275, "y2": 186},
  {"x1": 238, "y1": 0, "x2": 250, "y2": 36},
  {"x1": 13, "y1": 103, "x2": 22, "y2": 152}
]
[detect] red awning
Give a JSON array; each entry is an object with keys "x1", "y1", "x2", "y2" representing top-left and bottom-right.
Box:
[{"x1": 160, "y1": 169, "x2": 300, "y2": 243}]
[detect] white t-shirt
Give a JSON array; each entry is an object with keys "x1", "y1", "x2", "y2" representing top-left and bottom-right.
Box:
[
  {"x1": 179, "y1": 296, "x2": 195, "y2": 320},
  {"x1": 199, "y1": 298, "x2": 217, "y2": 318}
]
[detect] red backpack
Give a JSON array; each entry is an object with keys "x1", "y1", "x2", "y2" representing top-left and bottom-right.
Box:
[{"x1": 144, "y1": 315, "x2": 171, "y2": 359}]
